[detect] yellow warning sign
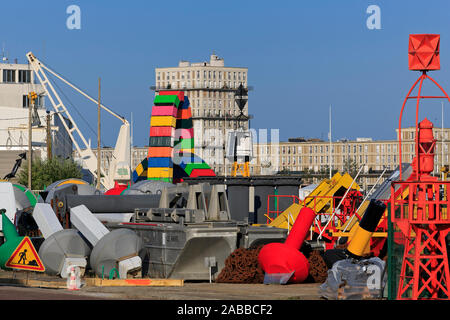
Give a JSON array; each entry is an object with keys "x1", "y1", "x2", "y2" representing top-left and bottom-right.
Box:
[{"x1": 5, "y1": 237, "x2": 45, "y2": 272}]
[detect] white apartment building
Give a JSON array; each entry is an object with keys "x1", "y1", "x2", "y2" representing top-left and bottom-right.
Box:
[
  {"x1": 153, "y1": 54, "x2": 249, "y2": 175},
  {"x1": 0, "y1": 60, "x2": 72, "y2": 178}
]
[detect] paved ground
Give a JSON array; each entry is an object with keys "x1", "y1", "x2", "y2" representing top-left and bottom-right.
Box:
[
  {"x1": 80, "y1": 282, "x2": 322, "y2": 300},
  {"x1": 0, "y1": 270, "x2": 322, "y2": 300}
]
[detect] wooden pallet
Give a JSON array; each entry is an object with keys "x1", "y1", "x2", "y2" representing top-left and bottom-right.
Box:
[
  {"x1": 0, "y1": 277, "x2": 184, "y2": 288},
  {"x1": 85, "y1": 278, "x2": 184, "y2": 287},
  {"x1": 0, "y1": 278, "x2": 67, "y2": 289}
]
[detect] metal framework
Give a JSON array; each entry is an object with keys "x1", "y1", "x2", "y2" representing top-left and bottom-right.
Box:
[
  {"x1": 391, "y1": 180, "x2": 450, "y2": 299},
  {"x1": 392, "y1": 36, "x2": 450, "y2": 298},
  {"x1": 26, "y1": 52, "x2": 130, "y2": 190},
  {"x1": 266, "y1": 192, "x2": 363, "y2": 249}
]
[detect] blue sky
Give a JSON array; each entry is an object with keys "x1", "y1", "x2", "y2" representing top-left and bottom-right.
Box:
[{"x1": 2, "y1": 0, "x2": 450, "y2": 147}]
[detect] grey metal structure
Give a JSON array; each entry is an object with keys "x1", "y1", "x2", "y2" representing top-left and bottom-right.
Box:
[
  {"x1": 182, "y1": 176, "x2": 303, "y2": 224},
  {"x1": 43, "y1": 179, "x2": 101, "y2": 204},
  {"x1": 33, "y1": 203, "x2": 91, "y2": 278},
  {"x1": 112, "y1": 182, "x2": 287, "y2": 280},
  {"x1": 369, "y1": 164, "x2": 412, "y2": 201},
  {"x1": 121, "y1": 180, "x2": 174, "y2": 195},
  {"x1": 89, "y1": 228, "x2": 143, "y2": 278},
  {"x1": 38, "y1": 229, "x2": 91, "y2": 277},
  {"x1": 70, "y1": 204, "x2": 143, "y2": 278},
  {"x1": 70, "y1": 205, "x2": 110, "y2": 246},
  {"x1": 37, "y1": 179, "x2": 288, "y2": 281},
  {"x1": 32, "y1": 203, "x2": 63, "y2": 238}
]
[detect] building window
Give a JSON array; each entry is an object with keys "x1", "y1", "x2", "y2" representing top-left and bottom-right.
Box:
[
  {"x1": 23, "y1": 95, "x2": 29, "y2": 107},
  {"x1": 3, "y1": 69, "x2": 15, "y2": 83}
]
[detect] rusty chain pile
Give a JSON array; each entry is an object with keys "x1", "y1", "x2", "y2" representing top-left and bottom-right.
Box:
[
  {"x1": 217, "y1": 245, "x2": 329, "y2": 284},
  {"x1": 308, "y1": 250, "x2": 329, "y2": 283},
  {"x1": 216, "y1": 245, "x2": 265, "y2": 284}
]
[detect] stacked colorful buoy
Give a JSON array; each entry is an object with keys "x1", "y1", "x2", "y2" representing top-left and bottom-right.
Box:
[
  {"x1": 146, "y1": 91, "x2": 181, "y2": 182},
  {"x1": 132, "y1": 91, "x2": 215, "y2": 183}
]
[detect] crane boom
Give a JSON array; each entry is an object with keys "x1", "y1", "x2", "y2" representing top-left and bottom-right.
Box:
[{"x1": 26, "y1": 52, "x2": 130, "y2": 190}]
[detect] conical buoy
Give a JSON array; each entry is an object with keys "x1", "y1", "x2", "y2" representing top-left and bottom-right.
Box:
[
  {"x1": 258, "y1": 207, "x2": 316, "y2": 284},
  {"x1": 67, "y1": 266, "x2": 80, "y2": 290}
]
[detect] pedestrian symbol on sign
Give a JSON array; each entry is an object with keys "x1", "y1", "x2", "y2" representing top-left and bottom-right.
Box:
[{"x1": 18, "y1": 249, "x2": 27, "y2": 264}]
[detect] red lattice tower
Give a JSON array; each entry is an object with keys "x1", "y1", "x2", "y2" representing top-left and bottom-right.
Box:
[{"x1": 391, "y1": 34, "x2": 450, "y2": 300}]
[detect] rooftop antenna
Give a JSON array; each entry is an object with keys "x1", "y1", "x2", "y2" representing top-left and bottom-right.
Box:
[{"x1": 1, "y1": 42, "x2": 7, "y2": 62}]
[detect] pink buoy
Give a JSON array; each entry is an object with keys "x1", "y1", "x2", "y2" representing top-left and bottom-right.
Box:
[{"x1": 258, "y1": 207, "x2": 316, "y2": 283}]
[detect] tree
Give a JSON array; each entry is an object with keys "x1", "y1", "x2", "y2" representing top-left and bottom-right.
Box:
[
  {"x1": 343, "y1": 157, "x2": 359, "y2": 178},
  {"x1": 18, "y1": 157, "x2": 83, "y2": 190},
  {"x1": 318, "y1": 165, "x2": 338, "y2": 179}
]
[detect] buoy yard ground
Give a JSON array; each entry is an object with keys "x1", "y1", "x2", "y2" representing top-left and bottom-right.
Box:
[{"x1": 0, "y1": 269, "x2": 321, "y2": 300}]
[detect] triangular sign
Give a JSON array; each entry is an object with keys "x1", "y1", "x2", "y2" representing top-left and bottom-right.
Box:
[{"x1": 5, "y1": 237, "x2": 45, "y2": 272}]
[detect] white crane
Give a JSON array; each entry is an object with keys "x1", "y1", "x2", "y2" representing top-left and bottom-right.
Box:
[{"x1": 26, "y1": 52, "x2": 130, "y2": 190}]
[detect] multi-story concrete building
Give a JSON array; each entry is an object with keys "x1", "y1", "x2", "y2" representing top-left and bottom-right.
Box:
[
  {"x1": 0, "y1": 60, "x2": 72, "y2": 179},
  {"x1": 152, "y1": 54, "x2": 249, "y2": 175}
]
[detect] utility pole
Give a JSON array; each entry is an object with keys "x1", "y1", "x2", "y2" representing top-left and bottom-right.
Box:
[
  {"x1": 442, "y1": 101, "x2": 444, "y2": 180},
  {"x1": 46, "y1": 111, "x2": 52, "y2": 160},
  {"x1": 28, "y1": 92, "x2": 37, "y2": 190},
  {"x1": 130, "y1": 111, "x2": 133, "y2": 182},
  {"x1": 97, "y1": 78, "x2": 101, "y2": 190},
  {"x1": 329, "y1": 104, "x2": 332, "y2": 179}
]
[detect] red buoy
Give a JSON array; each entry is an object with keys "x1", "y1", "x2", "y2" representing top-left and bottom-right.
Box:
[
  {"x1": 258, "y1": 207, "x2": 316, "y2": 283},
  {"x1": 104, "y1": 182, "x2": 129, "y2": 195}
]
